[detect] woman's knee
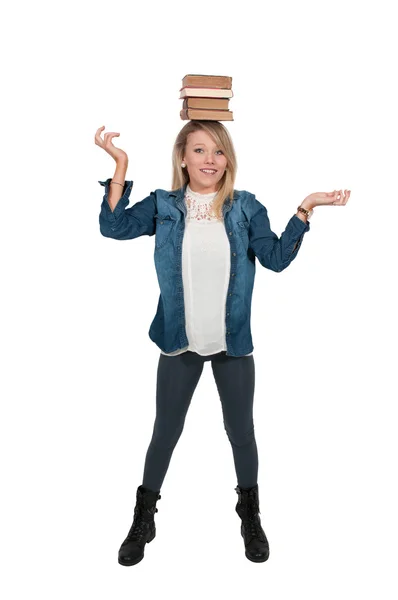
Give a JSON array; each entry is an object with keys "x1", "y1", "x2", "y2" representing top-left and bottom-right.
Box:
[
  {"x1": 224, "y1": 421, "x2": 255, "y2": 447},
  {"x1": 150, "y1": 420, "x2": 185, "y2": 450}
]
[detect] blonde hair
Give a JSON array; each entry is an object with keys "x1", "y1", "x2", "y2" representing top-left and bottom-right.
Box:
[{"x1": 170, "y1": 120, "x2": 237, "y2": 220}]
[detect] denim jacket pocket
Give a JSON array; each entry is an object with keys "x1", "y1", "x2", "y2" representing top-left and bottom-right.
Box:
[
  {"x1": 154, "y1": 214, "x2": 176, "y2": 249},
  {"x1": 237, "y1": 220, "x2": 250, "y2": 253}
]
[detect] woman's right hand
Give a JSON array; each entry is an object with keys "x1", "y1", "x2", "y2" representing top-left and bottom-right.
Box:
[{"x1": 94, "y1": 126, "x2": 129, "y2": 164}]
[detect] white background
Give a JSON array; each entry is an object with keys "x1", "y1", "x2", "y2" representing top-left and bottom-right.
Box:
[{"x1": 1, "y1": 0, "x2": 397, "y2": 597}]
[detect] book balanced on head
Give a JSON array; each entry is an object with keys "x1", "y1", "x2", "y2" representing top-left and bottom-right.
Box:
[{"x1": 179, "y1": 74, "x2": 234, "y2": 121}]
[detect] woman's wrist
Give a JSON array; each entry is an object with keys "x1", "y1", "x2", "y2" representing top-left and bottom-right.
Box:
[
  {"x1": 296, "y1": 199, "x2": 314, "y2": 223},
  {"x1": 295, "y1": 209, "x2": 308, "y2": 223},
  {"x1": 300, "y1": 199, "x2": 314, "y2": 211}
]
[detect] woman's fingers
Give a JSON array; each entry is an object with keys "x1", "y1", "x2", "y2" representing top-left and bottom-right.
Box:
[
  {"x1": 94, "y1": 125, "x2": 105, "y2": 146},
  {"x1": 332, "y1": 190, "x2": 351, "y2": 205},
  {"x1": 95, "y1": 126, "x2": 128, "y2": 163},
  {"x1": 95, "y1": 127, "x2": 122, "y2": 151},
  {"x1": 104, "y1": 132, "x2": 120, "y2": 146}
]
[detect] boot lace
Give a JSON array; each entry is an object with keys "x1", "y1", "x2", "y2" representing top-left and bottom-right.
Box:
[
  {"x1": 246, "y1": 511, "x2": 266, "y2": 543},
  {"x1": 236, "y1": 487, "x2": 267, "y2": 543},
  {"x1": 126, "y1": 506, "x2": 158, "y2": 543}
]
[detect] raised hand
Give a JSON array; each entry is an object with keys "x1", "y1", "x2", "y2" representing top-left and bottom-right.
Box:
[
  {"x1": 94, "y1": 126, "x2": 129, "y2": 164},
  {"x1": 303, "y1": 189, "x2": 351, "y2": 209}
]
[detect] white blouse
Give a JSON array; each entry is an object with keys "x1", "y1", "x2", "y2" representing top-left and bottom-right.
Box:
[{"x1": 160, "y1": 183, "x2": 253, "y2": 357}]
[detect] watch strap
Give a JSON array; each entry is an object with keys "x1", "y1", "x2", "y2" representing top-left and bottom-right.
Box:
[{"x1": 297, "y1": 206, "x2": 313, "y2": 218}]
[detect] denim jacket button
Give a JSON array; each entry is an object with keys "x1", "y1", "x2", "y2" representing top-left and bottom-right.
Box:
[
  {"x1": 231, "y1": 273, "x2": 235, "y2": 277},
  {"x1": 232, "y1": 252, "x2": 236, "y2": 256}
]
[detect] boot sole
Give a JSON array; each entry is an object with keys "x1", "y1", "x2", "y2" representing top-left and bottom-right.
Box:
[{"x1": 118, "y1": 531, "x2": 156, "y2": 566}]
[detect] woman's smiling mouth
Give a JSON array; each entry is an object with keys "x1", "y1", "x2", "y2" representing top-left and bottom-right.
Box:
[{"x1": 200, "y1": 169, "x2": 218, "y2": 175}]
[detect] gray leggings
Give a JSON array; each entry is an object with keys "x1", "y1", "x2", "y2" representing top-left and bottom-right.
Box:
[{"x1": 142, "y1": 350, "x2": 258, "y2": 492}]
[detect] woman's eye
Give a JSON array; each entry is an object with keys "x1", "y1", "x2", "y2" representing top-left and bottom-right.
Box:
[{"x1": 194, "y1": 149, "x2": 224, "y2": 154}]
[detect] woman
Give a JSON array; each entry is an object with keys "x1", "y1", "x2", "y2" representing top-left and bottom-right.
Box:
[{"x1": 95, "y1": 120, "x2": 350, "y2": 566}]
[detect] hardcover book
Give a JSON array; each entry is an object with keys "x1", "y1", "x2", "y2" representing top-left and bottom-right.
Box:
[{"x1": 180, "y1": 108, "x2": 234, "y2": 121}]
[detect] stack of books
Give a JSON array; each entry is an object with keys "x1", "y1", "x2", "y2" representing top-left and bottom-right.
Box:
[{"x1": 179, "y1": 74, "x2": 234, "y2": 121}]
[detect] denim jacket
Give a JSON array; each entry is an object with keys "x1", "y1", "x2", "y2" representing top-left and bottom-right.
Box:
[{"x1": 98, "y1": 178, "x2": 310, "y2": 357}]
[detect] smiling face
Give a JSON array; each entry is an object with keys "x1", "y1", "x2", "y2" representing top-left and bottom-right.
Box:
[{"x1": 182, "y1": 130, "x2": 228, "y2": 194}]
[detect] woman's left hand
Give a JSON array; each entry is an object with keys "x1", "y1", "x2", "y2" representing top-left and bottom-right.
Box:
[{"x1": 303, "y1": 189, "x2": 351, "y2": 209}]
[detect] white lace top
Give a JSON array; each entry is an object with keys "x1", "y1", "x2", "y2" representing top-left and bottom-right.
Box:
[{"x1": 160, "y1": 183, "x2": 253, "y2": 357}]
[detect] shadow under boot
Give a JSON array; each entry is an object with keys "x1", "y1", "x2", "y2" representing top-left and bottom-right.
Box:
[
  {"x1": 118, "y1": 485, "x2": 162, "y2": 566},
  {"x1": 235, "y1": 484, "x2": 270, "y2": 563}
]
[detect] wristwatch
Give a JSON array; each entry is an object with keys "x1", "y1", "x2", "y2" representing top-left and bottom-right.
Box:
[{"x1": 297, "y1": 205, "x2": 314, "y2": 220}]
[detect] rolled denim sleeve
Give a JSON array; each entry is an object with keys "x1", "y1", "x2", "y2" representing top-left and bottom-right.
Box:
[
  {"x1": 98, "y1": 178, "x2": 157, "y2": 240},
  {"x1": 249, "y1": 197, "x2": 310, "y2": 272}
]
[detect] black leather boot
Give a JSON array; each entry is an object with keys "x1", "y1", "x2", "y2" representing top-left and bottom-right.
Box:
[
  {"x1": 235, "y1": 484, "x2": 270, "y2": 562},
  {"x1": 118, "y1": 485, "x2": 162, "y2": 566}
]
